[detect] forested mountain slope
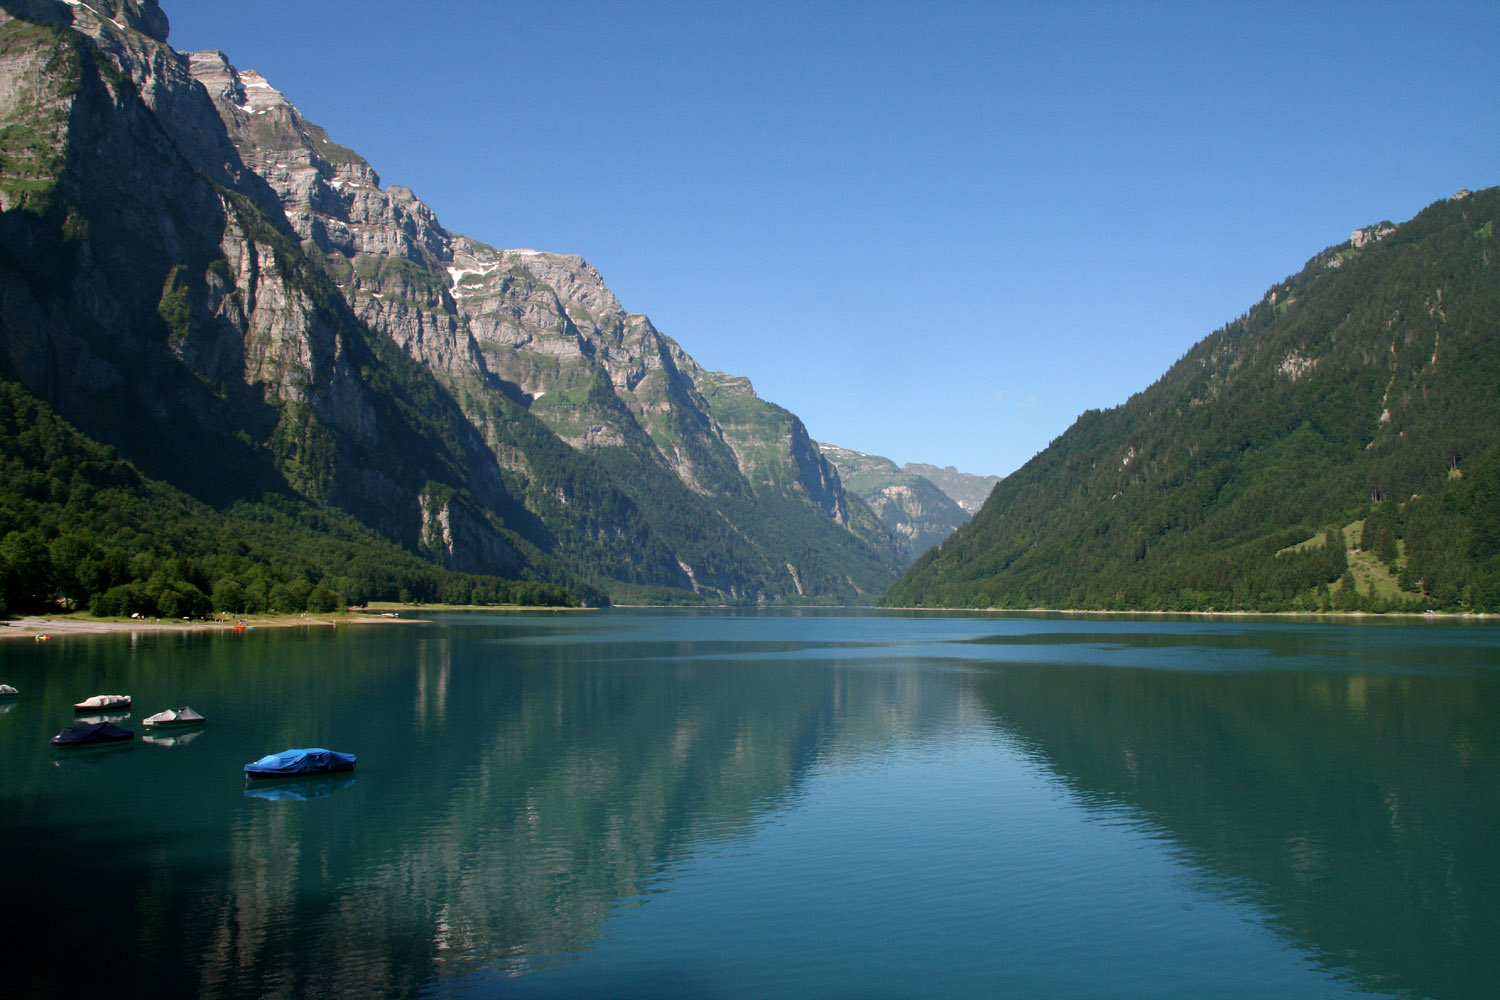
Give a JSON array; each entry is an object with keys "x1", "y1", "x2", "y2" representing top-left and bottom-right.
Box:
[
  {"x1": 0, "y1": 1, "x2": 902, "y2": 606},
  {"x1": 885, "y1": 188, "x2": 1500, "y2": 612},
  {"x1": 0, "y1": 379, "x2": 574, "y2": 615}
]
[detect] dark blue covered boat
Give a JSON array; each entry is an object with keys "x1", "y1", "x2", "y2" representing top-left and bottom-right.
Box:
[
  {"x1": 243, "y1": 747, "x2": 356, "y2": 779},
  {"x1": 50, "y1": 721, "x2": 134, "y2": 747}
]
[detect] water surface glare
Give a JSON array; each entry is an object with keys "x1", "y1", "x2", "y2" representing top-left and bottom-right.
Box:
[{"x1": 1, "y1": 610, "x2": 1497, "y2": 998}]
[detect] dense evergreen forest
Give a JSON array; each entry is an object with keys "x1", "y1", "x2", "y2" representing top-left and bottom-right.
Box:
[
  {"x1": 0, "y1": 379, "x2": 576, "y2": 617},
  {"x1": 885, "y1": 188, "x2": 1500, "y2": 613}
]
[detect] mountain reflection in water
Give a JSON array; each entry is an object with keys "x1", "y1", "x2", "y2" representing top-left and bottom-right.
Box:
[
  {"x1": 0, "y1": 612, "x2": 1494, "y2": 999},
  {"x1": 967, "y1": 655, "x2": 1500, "y2": 1000}
]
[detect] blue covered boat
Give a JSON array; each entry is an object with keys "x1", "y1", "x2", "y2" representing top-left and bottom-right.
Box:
[
  {"x1": 243, "y1": 747, "x2": 356, "y2": 779},
  {"x1": 50, "y1": 721, "x2": 134, "y2": 747}
]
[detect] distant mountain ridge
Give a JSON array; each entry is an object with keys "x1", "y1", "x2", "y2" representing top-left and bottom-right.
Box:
[
  {"x1": 0, "y1": 0, "x2": 904, "y2": 605},
  {"x1": 818, "y1": 444, "x2": 972, "y2": 565},
  {"x1": 886, "y1": 187, "x2": 1500, "y2": 612},
  {"x1": 900, "y1": 463, "x2": 998, "y2": 514}
]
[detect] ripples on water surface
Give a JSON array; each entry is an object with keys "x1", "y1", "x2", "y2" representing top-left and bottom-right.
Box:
[{"x1": 1, "y1": 610, "x2": 1497, "y2": 999}]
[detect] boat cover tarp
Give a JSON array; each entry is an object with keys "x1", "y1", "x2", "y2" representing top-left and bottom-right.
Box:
[
  {"x1": 51, "y1": 722, "x2": 134, "y2": 746},
  {"x1": 144, "y1": 706, "x2": 205, "y2": 726},
  {"x1": 74, "y1": 694, "x2": 129, "y2": 710},
  {"x1": 244, "y1": 747, "x2": 356, "y2": 777}
]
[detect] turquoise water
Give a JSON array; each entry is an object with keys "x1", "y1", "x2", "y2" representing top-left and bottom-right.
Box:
[{"x1": 1, "y1": 610, "x2": 1497, "y2": 998}]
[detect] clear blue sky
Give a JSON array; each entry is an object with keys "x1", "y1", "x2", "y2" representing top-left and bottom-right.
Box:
[{"x1": 165, "y1": 1, "x2": 1499, "y2": 478}]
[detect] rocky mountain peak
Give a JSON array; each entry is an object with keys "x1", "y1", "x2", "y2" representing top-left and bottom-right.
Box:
[
  {"x1": 187, "y1": 52, "x2": 288, "y2": 116},
  {"x1": 226, "y1": 67, "x2": 286, "y2": 113},
  {"x1": 59, "y1": 0, "x2": 168, "y2": 41},
  {"x1": 184, "y1": 52, "x2": 456, "y2": 270}
]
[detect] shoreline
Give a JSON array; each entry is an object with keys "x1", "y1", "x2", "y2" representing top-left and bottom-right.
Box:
[
  {"x1": 879, "y1": 605, "x2": 1499, "y2": 620},
  {"x1": 0, "y1": 611, "x2": 422, "y2": 641},
  {"x1": 4, "y1": 605, "x2": 1493, "y2": 640},
  {"x1": 0, "y1": 602, "x2": 584, "y2": 641}
]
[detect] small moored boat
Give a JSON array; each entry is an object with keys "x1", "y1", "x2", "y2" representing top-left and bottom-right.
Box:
[
  {"x1": 143, "y1": 706, "x2": 206, "y2": 729},
  {"x1": 50, "y1": 721, "x2": 134, "y2": 747},
  {"x1": 244, "y1": 747, "x2": 356, "y2": 779},
  {"x1": 0, "y1": 683, "x2": 17, "y2": 698},
  {"x1": 73, "y1": 694, "x2": 130, "y2": 712}
]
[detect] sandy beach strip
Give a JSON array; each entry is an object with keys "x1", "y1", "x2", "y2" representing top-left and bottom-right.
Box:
[{"x1": 0, "y1": 612, "x2": 421, "y2": 641}]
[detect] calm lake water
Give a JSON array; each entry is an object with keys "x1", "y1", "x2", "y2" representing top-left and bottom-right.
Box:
[{"x1": 1, "y1": 610, "x2": 1497, "y2": 999}]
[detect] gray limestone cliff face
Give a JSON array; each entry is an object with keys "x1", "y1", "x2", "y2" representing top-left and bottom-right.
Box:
[
  {"x1": 0, "y1": 4, "x2": 523, "y2": 569},
  {"x1": 0, "y1": 4, "x2": 233, "y2": 428},
  {"x1": 182, "y1": 48, "x2": 900, "y2": 597},
  {"x1": 0, "y1": 3, "x2": 901, "y2": 601},
  {"x1": 183, "y1": 50, "x2": 822, "y2": 495},
  {"x1": 1, "y1": 0, "x2": 165, "y2": 42},
  {"x1": 73, "y1": 1, "x2": 167, "y2": 41},
  {"x1": 22, "y1": 3, "x2": 284, "y2": 213},
  {"x1": 184, "y1": 50, "x2": 744, "y2": 492}
]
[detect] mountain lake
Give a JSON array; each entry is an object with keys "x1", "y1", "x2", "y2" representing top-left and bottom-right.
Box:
[{"x1": 1, "y1": 609, "x2": 1496, "y2": 999}]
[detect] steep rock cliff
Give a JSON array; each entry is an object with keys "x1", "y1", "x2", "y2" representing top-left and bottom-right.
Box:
[
  {"x1": 0, "y1": 0, "x2": 534, "y2": 578},
  {"x1": 0, "y1": 0, "x2": 901, "y2": 602},
  {"x1": 184, "y1": 38, "x2": 900, "y2": 600}
]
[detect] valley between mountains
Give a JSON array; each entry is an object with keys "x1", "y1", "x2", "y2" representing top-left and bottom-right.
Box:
[{"x1": 1, "y1": 0, "x2": 1496, "y2": 617}]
